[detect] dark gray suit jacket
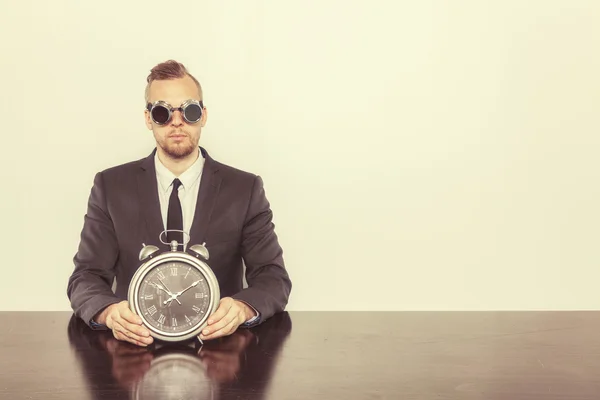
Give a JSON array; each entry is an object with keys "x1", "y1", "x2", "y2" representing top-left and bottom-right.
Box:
[{"x1": 67, "y1": 147, "x2": 292, "y2": 328}]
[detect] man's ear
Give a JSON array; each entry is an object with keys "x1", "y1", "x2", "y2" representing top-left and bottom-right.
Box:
[
  {"x1": 201, "y1": 107, "x2": 208, "y2": 128},
  {"x1": 144, "y1": 110, "x2": 153, "y2": 130}
]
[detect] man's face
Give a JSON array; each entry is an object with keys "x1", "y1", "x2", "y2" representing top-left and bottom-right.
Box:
[{"x1": 144, "y1": 75, "x2": 207, "y2": 159}]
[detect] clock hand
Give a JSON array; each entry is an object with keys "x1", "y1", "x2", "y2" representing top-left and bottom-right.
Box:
[
  {"x1": 175, "y1": 280, "x2": 202, "y2": 297},
  {"x1": 158, "y1": 278, "x2": 175, "y2": 295},
  {"x1": 154, "y1": 282, "x2": 182, "y2": 305},
  {"x1": 164, "y1": 280, "x2": 202, "y2": 306},
  {"x1": 158, "y1": 279, "x2": 182, "y2": 305},
  {"x1": 163, "y1": 293, "x2": 182, "y2": 305},
  {"x1": 152, "y1": 282, "x2": 171, "y2": 295}
]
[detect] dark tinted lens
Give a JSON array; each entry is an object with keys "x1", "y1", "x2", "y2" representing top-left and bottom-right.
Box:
[
  {"x1": 184, "y1": 104, "x2": 202, "y2": 122},
  {"x1": 151, "y1": 106, "x2": 170, "y2": 124}
]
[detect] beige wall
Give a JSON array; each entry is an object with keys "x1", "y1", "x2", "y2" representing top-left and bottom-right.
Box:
[{"x1": 1, "y1": 1, "x2": 599, "y2": 311}]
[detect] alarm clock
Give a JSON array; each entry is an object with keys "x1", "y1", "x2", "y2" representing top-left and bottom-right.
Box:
[{"x1": 128, "y1": 230, "x2": 220, "y2": 344}]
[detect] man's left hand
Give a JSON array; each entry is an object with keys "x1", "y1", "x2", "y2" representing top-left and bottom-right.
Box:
[{"x1": 200, "y1": 297, "x2": 256, "y2": 341}]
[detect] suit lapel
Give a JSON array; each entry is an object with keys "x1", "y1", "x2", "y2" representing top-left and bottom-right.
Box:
[
  {"x1": 137, "y1": 149, "x2": 166, "y2": 248},
  {"x1": 189, "y1": 147, "x2": 221, "y2": 247}
]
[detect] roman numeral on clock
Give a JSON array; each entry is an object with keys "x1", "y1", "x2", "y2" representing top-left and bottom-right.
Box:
[
  {"x1": 148, "y1": 305, "x2": 157, "y2": 316},
  {"x1": 158, "y1": 314, "x2": 166, "y2": 324}
]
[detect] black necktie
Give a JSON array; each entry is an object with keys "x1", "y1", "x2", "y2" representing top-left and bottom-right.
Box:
[{"x1": 167, "y1": 178, "x2": 183, "y2": 246}]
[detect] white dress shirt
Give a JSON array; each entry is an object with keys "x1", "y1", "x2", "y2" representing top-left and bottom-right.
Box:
[{"x1": 154, "y1": 151, "x2": 204, "y2": 250}]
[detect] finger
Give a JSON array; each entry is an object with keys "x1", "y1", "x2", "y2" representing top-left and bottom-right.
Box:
[
  {"x1": 201, "y1": 314, "x2": 239, "y2": 340},
  {"x1": 113, "y1": 329, "x2": 141, "y2": 347},
  {"x1": 117, "y1": 316, "x2": 151, "y2": 341},
  {"x1": 113, "y1": 328, "x2": 142, "y2": 347},
  {"x1": 119, "y1": 304, "x2": 143, "y2": 325},
  {"x1": 114, "y1": 320, "x2": 152, "y2": 346},
  {"x1": 115, "y1": 312, "x2": 152, "y2": 339},
  {"x1": 202, "y1": 306, "x2": 237, "y2": 337},
  {"x1": 120, "y1": 319, "x2": 152, "y2": 341},
  {"x1": 207, "y1": 298, "x2": 234, "y2": 325},
  {"x1": 113, "y1": 307, "x2": 152, "y2": 344}
]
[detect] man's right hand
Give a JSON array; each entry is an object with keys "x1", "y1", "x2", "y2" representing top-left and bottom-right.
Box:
[{"x1": 96, "y1": 301, "x2": 154, "y2": 347}]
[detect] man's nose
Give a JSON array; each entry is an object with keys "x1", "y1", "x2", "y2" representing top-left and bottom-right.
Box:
[{"x1": 171, "y1": 110, "x2": 184, "y2": 126}]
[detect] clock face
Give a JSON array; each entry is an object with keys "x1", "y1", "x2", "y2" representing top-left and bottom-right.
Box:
[{"x1": 136, "y1": 261, "x2": 213, "y2": 335}]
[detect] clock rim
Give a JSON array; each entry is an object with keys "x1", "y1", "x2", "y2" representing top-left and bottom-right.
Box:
[{"x1": 128, "y1": 252, "x2": 220, "y2": 342}]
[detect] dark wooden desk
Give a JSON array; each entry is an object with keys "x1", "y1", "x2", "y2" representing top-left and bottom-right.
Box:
[{"x1": 0, "y1": 311, "x2": 598, "y2": 399}]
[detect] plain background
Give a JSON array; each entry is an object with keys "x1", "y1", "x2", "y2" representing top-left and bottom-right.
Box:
[{"x1": 1, "y1": 1, "x2": 599, "y2": 312}]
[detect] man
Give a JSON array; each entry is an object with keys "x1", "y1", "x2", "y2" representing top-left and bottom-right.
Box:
[{"x1": 67, "y1": 60, "x2": 292, "y2": 347}]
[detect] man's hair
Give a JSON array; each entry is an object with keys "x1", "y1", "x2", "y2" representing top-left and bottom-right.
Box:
[{"x1": 144, "y1": 60, "x2": 203, "y2": 103}]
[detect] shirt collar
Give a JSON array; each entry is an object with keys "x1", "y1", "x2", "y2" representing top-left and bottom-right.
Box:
[{"x1": 154, "y1": 149, "x2": 205, "y2": 193}]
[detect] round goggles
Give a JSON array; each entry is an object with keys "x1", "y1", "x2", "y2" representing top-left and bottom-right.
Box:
[{"x1": 146, "y1": 99, "x2": 204, "y2": 125}]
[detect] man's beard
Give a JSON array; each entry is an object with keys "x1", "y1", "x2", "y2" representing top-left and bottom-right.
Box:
[{"x1": 160, "y1": 132, "x2": 197, "y2": 159}]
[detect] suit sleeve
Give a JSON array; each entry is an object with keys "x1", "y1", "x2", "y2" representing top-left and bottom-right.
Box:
[
  {"x1": 67, "y1": 172, "x2": 121, "y2": 329},
  {"x1": 231, "y1": 175, "x2": 292, "y2": 324}
]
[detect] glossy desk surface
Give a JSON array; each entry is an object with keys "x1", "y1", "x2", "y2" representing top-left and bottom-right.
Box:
[{"x1": 1, "y1": 311, "x2": 599, "y2": 399}]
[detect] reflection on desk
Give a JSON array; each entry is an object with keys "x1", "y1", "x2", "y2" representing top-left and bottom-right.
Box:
[
  {"x1": 67, "y1": 312, "x2": 291, "y2": 400},
  {"x1": 3, "y1": 311, "x2": 600, "y2": 399}
]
